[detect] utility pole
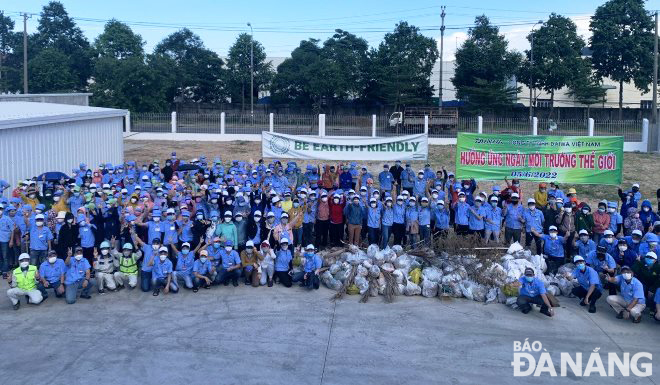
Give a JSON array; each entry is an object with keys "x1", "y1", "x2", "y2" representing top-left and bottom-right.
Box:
[
  {"x1": 439, "y1": 6, "x2": 445, "y2": 114},
  {"x1": 651, "y1": 11, "x2": 658, "y2": 153},
  {"x1": 21, "y1": 12, "x2": 31, "y2": 94},
  {"x1": 247, "y1": 22, "x2": 254, "y2": 116},
  {"x1": 529, "y1": 21, "x2": 542, "y2": 132}
]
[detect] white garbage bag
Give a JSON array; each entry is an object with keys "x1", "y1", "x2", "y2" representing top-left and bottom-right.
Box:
[
  {"x1": 421, "y1": 280, "x2": 438, "y2": 298},
  {"x1": 391, "y1": 244, "x2": 404, "y2": 256},
  {"x1": 355, "y1": 276, "x2": 370, "y2": 295},
  {"x1": 369, "y1": 265, "x2": 381, "y2": 278},
  {"x1": 328, "y1": 263, "x2": 341, "y2": 275},
  {"x1": 422, "y1": 266, "x2": 442, "y2": 283},
  {"x1": 366, "y1": 244, "x2": 379, "y2": 259},
  {"x1": 404, "y1": 281, "x2": 421, "y2": 296},
  {"x1": 507, "y1": 242, "x2": 524, "y2": 254},
  {"x1": 356, "y1": 265, "x2": 369, "y2": 277}
]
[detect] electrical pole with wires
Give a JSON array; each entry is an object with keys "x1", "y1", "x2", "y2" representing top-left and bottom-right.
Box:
[
  {"x1": 651, "y1": 11, "x2": 658, "y2": 152},
  {"x1": 20, "y1": 12, "x2": 32, "y2": 94},
  {"x1": 439, "y1": 6, "x2": 445, "y2": 114}
]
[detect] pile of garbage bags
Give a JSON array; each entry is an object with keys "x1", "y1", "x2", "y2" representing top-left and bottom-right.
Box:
[{"x1": 318, "y1": 242, "x2": 578, "y2": 306}]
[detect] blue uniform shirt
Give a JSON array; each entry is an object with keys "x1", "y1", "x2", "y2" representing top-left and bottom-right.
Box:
[
  {"x1": 147, "y1": 221, "x2": 164, "y2": 244},
  {"x1": 608, "y1": 212, "x2": 623, "y2": 233},
  {"x1": 207, "y1": 245, "x2": 224, "y2": 268},
  {"x1": 152, "y1": 258, "x2": 173, "y2": 280},
  {"x1": 78, "y1": 222, "x2": 96, "y2": 248},
  {"x1": 413, "y1": 178, "x2": 426, "y2": 197},
  {"x1": 615, "y1": 275, "x2": 645, "y2": 304},
  {"x1": 0, "y1": 215, "x2": 15, "y2": 242},
  {"x1": 467, "y1": 205, "x2": 487, "y2": 230},
  {"x1": 418, "y1": 206, "x2": 431, "y2": 226},
  {"x1": 382, "y1": 206, "x2": 394, "y2": 226},
  {"x1": 432, "y1": 206, "x2": 450, "y2": 230},
  {"x1": 577, "y1": 239, "x2": 597, "y2": 259},
  {"x1": 400, "y1": 169, "x2": 414, "y2": 188},
  {"x1": 177, "y1": 220, "x2": 193, "y2": 242},
  {"x1": 367, "y1": 204, "x2": 382, "y2": 229},
  {"x1": 175, "y1": 252, "x2": 195, "y2": 275},
  {"x1": 485, "y1": 205, "x2": 502, "y2": 231},
  {"x1": 140, "y1": 244, "x2": 157, "y2": 272},
  {"x1": 39, "y1": 259, "x2": 67, "y2": 283},
  {"x1": 303, "y1": 252, "x2": 323, "y2": 273},
  {"x1": 193, "y1": 259, "x2": 212, "y2": 275},
  {"x1": 505, "y1": 204, "x2": 524, "y2": 230},
  {"x1": 454, "y1": 202, "x2": 470, "y2": 226},
  {"x1": 542, "y1": 234, "x2": 565, "y2": 258},
  {"x1": 393, "y1": 203, "x2": 405, "y2": 224},
  {"x1": 572, "y1": 266, "x2": 602, "y2": 290},
  {"x1": 275, "y1": 249, "x2": 292, "y2": 272},
  {"x1": 585, "y1": 251, "x2": 616, "y2": 273},
  {"x1": 220, "y1": 249, "x2": 241, "y2": 269},
  {"x1": 518, "y1": 276, "x2": 546, "y2": 297},
  {"x1": 378, "y1": 171, "x2": 393, "y2": 191},
  {"x1": 162, "y1": 220, "x2": 179, "y2": 245},
  {"x1": 65, "y1": 257, "x2": 91, "y2": 284},
  {"x1": 523, "y1": 208, "x2": 544, "y2": 233},
  {"x1": 30, "y1": 226, "x2": 53, "y2": 251}
]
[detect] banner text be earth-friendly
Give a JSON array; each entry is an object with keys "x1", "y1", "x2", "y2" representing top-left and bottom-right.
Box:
[{"x1": 294, "y1": 141, "x2": 420, "y2": 153}]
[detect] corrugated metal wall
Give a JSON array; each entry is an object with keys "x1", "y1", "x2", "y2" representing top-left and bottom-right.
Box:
[{"x1": 0, "y1": 117, "x2": 123, "y2": 195}]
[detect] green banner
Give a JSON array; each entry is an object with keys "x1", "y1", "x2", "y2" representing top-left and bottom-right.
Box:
[{"x1": 455, "y1": 133, "x2": 623, "y2": 185}]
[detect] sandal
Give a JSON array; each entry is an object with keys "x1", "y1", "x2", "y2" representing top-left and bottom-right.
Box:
[
  {"x1": 193, "y1": 288, "x2": 199, "y2": 293},
  {"x1": 152, "y1": 289, "x2": 160, "y2": 296}
]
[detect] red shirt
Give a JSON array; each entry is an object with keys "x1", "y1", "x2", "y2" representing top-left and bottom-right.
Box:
[{"x1": 329, "y1": 198, "x2": 346, "y2": 224}]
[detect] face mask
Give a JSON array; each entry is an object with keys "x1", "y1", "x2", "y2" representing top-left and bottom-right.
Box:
[
  {"x1": 281, "y1": 218, "x2": 288, "y2": 224},
  {"x1": 580, "y1": 236, "x2": 589, "y2": 243},
  {"x1": 565, "y1": 208, "x2": 572, "y2": 213},
  {"x1": 618, "y1": 245, "x2": 627, "y2": 251},
  {"x1": 491, "y1": 202, "x2": 497, "y2": 207},
  {"x1": 48, "y1": 256, "x2": 57, "y2": 264},
  {"x1": 459, "y1": 198, "x2": 466, "y2": 203},
  {"x1": 643, "y1": 207, "x2": 650, "y2": 212},
  {"x1": 182, "y1": 249, "x2": 190, "y2": 255},
  {"x1": 20, "y1": 261, "x2": 29, "y2": 268},
  {"x1": 293, "y1": 202, "x2": 300, "y2": 208},
  {"x1": 246, "y1": 247, "x2": 254, "y2": 254},
  {"x1": 225, "y1": 246, "x2": 232, "y2": 252},
  {"x1": 597, "y1": 208, "x2": 605, "y2": 213},
  {"x1": 36, "y1": 221, "x2": 44, "y2": 227},
  {"x1": 645, "y1": 258, "x2": 655, "y2": 266},
  {"x1": 528, "y1": 205, "x2": 535, "y2": 210},
  {"x1": 159, "y1": 255, "x2": 167, "y2": 261},
  {"x1": 370, "y1": 203, "x2": 377, "y2": 208},
  {"x1": 167, "y1": 215, "x2": 174, "y2": 221},
  {"x1": 548, "y1": 200, "x2": 555, "y2": 206},
  {"x1": 101, "y1": 249, "x2": 109, "y2": 256},
  {"x1": 632, "y1": 238, "x2": 640, "y2": 244},
  {"x1": 224, "y1": 217, "x2": 232, "y2": 223},
  {"x1": 196, "y1": 214, "x2": 204, "y2": 220},
  {"x1": 608, "y1": 208, "x2": 616, "y2": 213},
  {"x1": 622, "y1": 272, "x2": 632, "y2": 281},
  {"x1": 213, "y1": 242, "x2": 221, "y2": 249},
  {"x1": 525, "y1": 276, "x2": 534, "y2": 283},
  {"x1": 432, "y1": 193, "x2": 438, "y2": 199},
  {"x1": 67, "y1": 218, "x2": 73, "y2": 224},
  {"x1": 123, "y1": 250, "x2": 132, "y2": 257},
  {"x1": 254, "y1": 199, "x2": 262, "y2": 205},
  {"x1": 321, "y1": 197, "x2": 328, "y2": 202},
  {"x1": 333, "y1": 198, "x2": 340, "y2": 204},
  {"x1": 57, "y1": 218, "x2": 64, "y2": 224},
  {"x1": 152, "y1": 244, "x2": 160, "y2": 250},
  {"x1": 199, "y1": 257, "x2": 208, "y2": 263},
  {"x1": 226, "y1": 200, "x2": 233, "y2": 206},
  {"x1": 211, "y1": 199, "x2": 218, "y2": 204},
  {"x1": 578, "y1": 263, "x2": 586, "y2": 271},
  {"x1": 29, "y1": 194, "x2": 36, "y2": 199},
  {"x1": 549, "y1": 232, "x2": 557, "y2": 239},
  {"x1": 235, "y1": 216, "x2": 243, "y2": 222},
  {"x1": 281, "y1": 244, "x2": 288, "y2": 250},
  {"x1": 53, "y1": 196, "x2": 61, "y2": 202},
  {"x1": 153, "y1": 217, "x2": 161, "y2": 223},
  {"x1": 131, "y1": 198, "x2": 138, "y2": 203},
  {"x1": 74, "y1": 254, "x2": 83, "y2": 261}
]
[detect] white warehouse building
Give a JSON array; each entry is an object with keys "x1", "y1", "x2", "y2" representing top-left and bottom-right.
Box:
[{"x1": 0, "y1": 102, "x2": 126, "y2": 192}]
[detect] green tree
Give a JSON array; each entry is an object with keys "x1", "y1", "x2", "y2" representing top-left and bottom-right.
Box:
[
  {"x1": 35, "y1": 1, "x2": 92, "y2": 90},
  {"x1": 566, "y1": 60, "x2": 607, "y2": 119},
  {"x1": 153, "y1": 28, "x2": 227, "y2": 103},
  {"x1": 226, "y1": 33, "x2": 273, "y2": 112},
  {"x1": 322, "y1": 29, "x2": 370, "y2": 101},
  {"x1": 518, "y1": 14, "x2": 586, "y2": 116},
  {"x1": 28, "y1": 47, "x2": 76, "y2": 92},
  {"x1": 589, "y1": 0, "x2": 654, "y2": 119},
  {"x1": 0, "y1": 11, "x2": 15, "y2": 92},
  {"x1": 367, "y1": 22, "x2": 438, "y2": 110},
  {"x1": 94, "y1": 19, "x2": 144, "y2": 59},
  {"x1": 452, "y1": 16, "x2": 522, "y2": 114}
]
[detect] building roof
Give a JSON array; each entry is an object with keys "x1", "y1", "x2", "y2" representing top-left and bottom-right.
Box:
[{"x1": 0, "y1": 101, "x2": 126, "y2": 130}]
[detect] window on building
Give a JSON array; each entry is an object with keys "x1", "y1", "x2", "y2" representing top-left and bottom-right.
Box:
[
  {"x1": 640, "y1": 100, "x2": 652, "y2": 109},
  {"x1": 535, "y1": 99, "x2": 553, "y2": 108}
]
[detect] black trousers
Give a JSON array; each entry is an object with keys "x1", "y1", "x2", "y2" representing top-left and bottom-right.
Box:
[
  {"x1": 525, "y1": 232, "x2": 543, "y2": 254},
  {"x1": 392, "y1": 223, "x2": 406, "y2": 245},
  {"x1": 315, "y1": 220, "x2": 329, "y2": 248},
  {"x1": 546, "y1": 258, "x2": 563, "y2": 275},
  {"x1": 274, "y1": 271, "x2": 292, "y2": 287},
  {"x1": 329, "y1": 222, "x2": 344, "y2": 247},
  {"x1": 517, "y1": 295, "x2": 548, "y2": 313},
  {"x1": 302, "y1": 223, "x2": 314, "y2": 246},
  {"x1": 571, "y1": 286, "x2": 602, "y2": 305},
  {"x1": 455, "y1": 224, "x2": 469, "y2": 236}
]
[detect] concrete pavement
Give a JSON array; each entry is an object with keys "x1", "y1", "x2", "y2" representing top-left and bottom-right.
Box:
[{"x1": 0, "y1": 279, "x2": 658, "y2": 385}]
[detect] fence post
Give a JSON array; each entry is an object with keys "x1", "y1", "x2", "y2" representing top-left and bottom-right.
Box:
[
  {"x1": 171, "y1": 111, "x2": 177, "y2": 133},
  {"x1": 588, "y1": 118, "x2": 594, "y2": 137},
  {"x1": 477, "y1": 116, "x2": 483, "y2": 134},
  {"x1": 220, "y1": 112, "x2": 225, "y2": 135},
  {"x1": 424, "y1": 115, "x2": 429, "y2": 134},
  {"x1": 372, "y1": 114, "x2": 377, "y2": 137},
  {"x1": 532, "y1": 117, "x2": 538, "y2": 136},
  {"x1": 125, "y1": 111, "x2": 131, "y2": 133},
  {"x1": 319, "y1": 114, "x2": 326, "y2": 137},
  {"x1": 642, "y1": 118, "x2": 649, "y2": 150},
  {"x1": 269, "y1": 113, "x2": 274, "y2": 133}
]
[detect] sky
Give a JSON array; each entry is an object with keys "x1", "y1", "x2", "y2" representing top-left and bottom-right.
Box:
[{"x1": 3, "y1": 0, "x2": 659, "y2": 61}]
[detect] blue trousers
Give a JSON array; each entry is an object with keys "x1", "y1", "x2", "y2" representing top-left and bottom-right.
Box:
[
  {"x1": 65, "y1": 279, "x2": 95, "y2": 304},
  {"x1": 140, "y1": 271, "x2": 152, "y2": 292}
]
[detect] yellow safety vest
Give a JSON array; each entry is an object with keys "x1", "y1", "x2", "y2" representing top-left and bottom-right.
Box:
[
  {"x1": 119, "y1": 255, "x2": 138, "y2": 275},
  {"x1": 13, "y1": 265, "x2": 37, "y2": 291}
]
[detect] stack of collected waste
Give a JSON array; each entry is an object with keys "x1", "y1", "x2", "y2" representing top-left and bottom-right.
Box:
[{"x1": 318, "y1": 242, "x2": 577, "y2": 305}]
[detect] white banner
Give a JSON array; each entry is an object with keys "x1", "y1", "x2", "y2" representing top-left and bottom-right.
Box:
[{"x1": 262, "y1": 132, "x2": 428, "y2": 161}]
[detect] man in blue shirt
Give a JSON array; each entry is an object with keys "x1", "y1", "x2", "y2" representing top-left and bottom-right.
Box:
[
  {"x1": 605, "y1": 266, "x2": 646, "y2": 323},
  {"x1": 522, "y1": 198, "x2": 544, "y2": 253},
  {"x1": 292, "y1": 244, "x2": 323, "y2": 290},
  {"x1": 0, "y1": 203, "x2": 15, "y2": 278},
  {"x1": 30, "y1": 214, "x2": 53, "y2": 266},
  {"x1": 274, "y1": 238, "x2": 293, "y2": 287},
  {"x1": 192, "y1": 249, "x2": 213, "y2": 292},
  {"x1": 542, "y1": 226, "x2": 565, "y2": 274},
  {"x1": 575, "y1": 229, "x2": 596, "y2": 259},
  {"x1": 514, "y1": 267, "x2": 554, "y2": 317},
  {"x1": 172, "y1": 242, "x2": 194, "y2": 290},
  {"x1": 502, "y1": 193, "x2": 523, "y2": 244},
  {"x1": 215, "y1": 240, "x2": 242, "y2": 286},
  {"x1": 38, "y1": 250, "x2": 66, "y2": 300},
  {"x1": 65, "y1": 246, "x2": 95, "y2": 304},
  {"x1": 566, "y1": 255, "x2": 602, "y2": 313},
  {"x1": 151, "y1": 246, "x2": 178, "y2": 296},
  {"x1": 378, "y1": 165, "x2": 394, "y2": 196}
]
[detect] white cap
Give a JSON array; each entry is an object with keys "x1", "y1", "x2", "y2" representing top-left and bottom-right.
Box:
[
  {"x1": 18, "y1": 253, "x2": 30, "y2": 261},
  {"x1": 632, "y1": 183, "x2": 640, "y2": 188},
  {"x1": 280, "y1": 238, "x2": 289, "y2": 244},
  {"x1": 35, "y1": 214, "x2": 45, "y2": 220},
  {"x1": 246, "y1": 240, "x2": 254, "y2": 247},
  {"x1": 646, "y1": 251, "x2": 657, "y2": 259},
  {"x1": 437, "y1": 200, "x2": 444, "y2": 206},
  {"x1": 578, "y1": 229, "x2": 589, "y2": 235},
  {"x1": 181, "y1": 242, "x2": 191, "y2": 248},
  {"x1": 409, "y1": 196, "x2": 417, "y2": 201},
  {"x1": 56, "y1": 211, "x2": 66, "y2": 219},
  {"x1": 573, "y1": 255, "x2": 585, "y2": 263},
  {"x1": 632, "y1": 229, "x2": 642, "y2": 237},
  {"x1": 272, "y1": 196, "x2": 281, "y2": 203},
  {"x1": 281, "y1": 212, "x2": 289, "y2": 218},
  {"x1": 166, "y1": 208, "x2": 175, "y2": 214},
  {"x1": 511, "y1": 193, "x2": 519, "y2": 198},
  {"x1": 549, "y1": 225, "x2": 557, "y2": 231},
  {"x1": 224, "y1": 210, "x2": 233, "y2": 217},
  {"x1": 158, "y1": 246, "x2": 168, "y2": 253},
  {"x1": 89, "y1": 183, "x2": 97, "y2": 189},
  {"x1": 254, "y1": 210, "x2": 262, "y2": 216},
  {"x1": 266, "y1": 211, "x2": 275, "y2": 217},
  {"x1": 604, "y1": 229, "x2": 614, "y2": 236},
  {"x1": 306, "y1": 244, "x2": 315, "y2": 250},
  {"x1": 527, "y1": 198, "x2": 535, "y2": 204}
]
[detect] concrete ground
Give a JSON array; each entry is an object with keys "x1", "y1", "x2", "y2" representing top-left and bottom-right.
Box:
[{"x1": 0, "y1": 279, "x2": 658, "y2": 385}]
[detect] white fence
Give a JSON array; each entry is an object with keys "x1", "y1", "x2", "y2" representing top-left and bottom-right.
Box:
[{"x1": 124, "y1": 113, "x2": 651, "y2": 152}]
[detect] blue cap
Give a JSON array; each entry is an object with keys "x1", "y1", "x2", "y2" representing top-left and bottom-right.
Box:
[
  {"x1": 181, "y1": 211, "x2": 190, "y2": 218},
  {"x1": 54, "y1": 190, "x2": 63, "y2": 197},
  {"x1": 210, "y1": 210, "x2": 219, "y2": 218},
  {"x1": 152, "y1": 210, "x2": 161, "y2": 217},
  {"x1": 492, "y1": 186, "x2": 500, "y2": 192},
  {"x1": 35, "y1": 204, "x2": 46, "y2": 211},
  {"x1": 10, "y1": 197, "x2": 21, "y2": 204},
  {"x1": 6, "y1": 204, "x2": 16, "y2": 211},
  {"x1": 225, "y1": 240, "x2": 233, "y2": 247},
  {"x1": 126, "y1": 214, "x2": 137, "y2": 221},
  {"x1": 80, "y1": 163, "x2": 86, "y2": 168},
  {"x1": 608, "y1": 201, "x2": 617, "y2": 208}
]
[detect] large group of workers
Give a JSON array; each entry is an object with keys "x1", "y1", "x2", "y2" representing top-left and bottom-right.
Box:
[{"x1": 0, "y1": 153, "x2": 658, "y2": 323}]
